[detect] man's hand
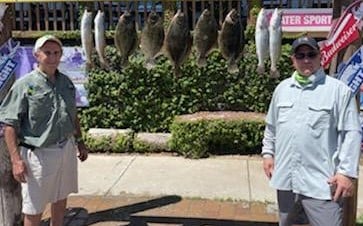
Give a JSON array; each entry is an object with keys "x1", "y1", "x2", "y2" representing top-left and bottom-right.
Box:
[
  {"x1": 328, "y1": 173, "x2": 354, "y2": 201},
  {"x1": 77, "y1": 142, "x2": 88, "y2": 162},
  {"x1": 12, "y1": 159, "x2": 27, "y2": 183},
  {"x1": 263, "y1": 157, "x2": 274, "y2": 179}
]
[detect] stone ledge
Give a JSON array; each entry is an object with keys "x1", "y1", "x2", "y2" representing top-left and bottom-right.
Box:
[
  {"x1": 88, "y1": 128, "x2": 133, "y2": 138},
  {"x1": 175, "y1": 111, "x2": 266, "y2": 122}
]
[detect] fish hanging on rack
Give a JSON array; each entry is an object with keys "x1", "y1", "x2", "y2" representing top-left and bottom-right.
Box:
[
  {"x1": 218, "y1": 8, "x2": 244, "y2": 74},
  {"x1": 140, "y1": 11, "x2": 165, "y2": 70},
  {"x1": 164, "y1": 9, "x2": 192, "y2": 77},
  {"x1": 114, "y1": 11, "x2": 138, "y2": 67},
  {"x1": 94, "y1": 10, "x2": 109, "y2": 70},
  {"x1": 81, "y1": 9, "x2": 94, "y2": 71},
  {"x1": 255, "y1": 8, "x2": 269, "y2": 75},
  {"x1": 269, "y1": 8, "x2": 283, "y2": 78},
  {"x1": 194, "y1": 8, "x2": 218, "y2": 67}
]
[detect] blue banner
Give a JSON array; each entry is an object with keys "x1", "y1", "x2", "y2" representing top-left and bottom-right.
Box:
[
  {"x1": 0, "y1": 58, "x2": 17, "y2": 90},
  {"x1": 337, "y1": 46, "x2": 363, "y2": 95}
]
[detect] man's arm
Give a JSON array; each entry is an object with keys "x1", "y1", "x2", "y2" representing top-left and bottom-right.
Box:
[
  {"x1": 262, "y1": 124, "x2": 276, "y2": 179},
  {"x1": 74, "y1": 115, "x2": 88, "y2": 162},
  {"x1": 329, "y1": 91, "x2": 362, "y2": 201},
  {"x1": 3, "y1": 125, "x2": 27, "y2": 183}
]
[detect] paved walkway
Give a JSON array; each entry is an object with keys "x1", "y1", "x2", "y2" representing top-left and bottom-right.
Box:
[
  {"x1": 42, "y1": 194, "x2": 278, "y2": 226},
  {"x1": 39, "y1": 154, "x2": 363, "y2": 225}
]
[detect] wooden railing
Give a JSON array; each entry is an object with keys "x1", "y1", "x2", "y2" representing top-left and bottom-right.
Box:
[{"x1": 11, "y1": 0, "x2": 332, "y2": 33}]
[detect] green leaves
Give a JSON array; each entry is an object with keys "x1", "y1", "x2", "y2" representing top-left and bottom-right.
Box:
[
  {"x1": 169, "y1": 114, "x2": 266, "y2": 158},
  {"x1": 80, "y1": 42, "x2": 293, "y2": 133}
]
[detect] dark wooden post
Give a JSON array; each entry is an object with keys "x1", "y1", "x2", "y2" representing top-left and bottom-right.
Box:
[
  {"x1": 0, "y1": 3, "x2": 22, "y2": 226},
  {"x1": 330, "y1": 1, "x2": 360, "y2": 226},
  {"x1": 161, "y1": 0, "x2": 177, "y2": 28}
]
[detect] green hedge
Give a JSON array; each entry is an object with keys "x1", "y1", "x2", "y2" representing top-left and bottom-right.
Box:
[
  {"x1": 169, "y1": 112, "x2": 266, "y2": 158},
  {"x1": 79, "y1": 42, "x2": 293, "y2": 133},
  {"x1": 83, "y1": 132, "x2": 133, "y2": 153},
  {"x1": 81, "y1": 112, "x2": 265, "y2": 158}
]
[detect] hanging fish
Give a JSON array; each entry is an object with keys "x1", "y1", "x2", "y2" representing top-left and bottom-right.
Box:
[
  {"x1": 140, "y1": 11, "x2": 165, "y2": 70},
  {"x1": 94, "y1": 10, "x2": 109, "y2": 70},
  {"x1": 81, "y1": 9, "x2": 94, "y2": 71},
  {"x1": 194, "y1": 8, "x2": 218, "y2": 67},
  {"x1": 269, "y1": 8, "x2": 283, "y2": 78},
  {"x1": 164, "y1": 9, "x2": 192, "y2": 77},
  {"x1": 255, "y1": 8, "x2": 269, "y2": 75},
  {"x1": 218, "y1": 9, "x2": 244, "y2": 74},
  {"x1": 114, "y1": 11, "x2": 138, "y2": 67}
]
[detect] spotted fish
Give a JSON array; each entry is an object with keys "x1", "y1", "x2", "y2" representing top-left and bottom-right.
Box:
[
  {"x1": 269, "y1": 8, "x2": 283, "y2": 78},
  {"x1": 255, "y1": 8, "x2": 269, "y2": 75},
  {"x1": 218, "y1": 9, "x2": 244, "y2": 74},
  {"x1": 140, "y1": 11, "x2": 165, "y2": 70},
  {"x1": 114, "y1": 11, "x2": 138, "y2": 67},
  {"x1": 81, "y1": 9, "x2": 94, "y2": 71},
  {"x1": 94, "y1": 10, "x2": 109, "y2": 69},
  {"x1": 194, "y1": 8, "x2": 218, "y2": 67},
  {"x1": 164, "y1": 9, "x2": 192, "y2": 77}
]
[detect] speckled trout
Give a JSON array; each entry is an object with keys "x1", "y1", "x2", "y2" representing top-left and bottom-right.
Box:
[
  {"x1": 269, "y1": 8, "x2": 283, "y2": 78},
  {"x1": 255, "y1": 8, "x2": 269, "y2": 75}
]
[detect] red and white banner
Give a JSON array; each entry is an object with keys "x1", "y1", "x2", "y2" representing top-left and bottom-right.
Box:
[
  {"x1": 320, "y1": 0, "x2": 363, "y2": 68},
  {"x1": 265, "y1": 8, "x2": 332, "y2": 32}
]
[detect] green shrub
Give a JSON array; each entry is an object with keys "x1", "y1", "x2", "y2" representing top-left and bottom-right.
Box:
[
  {"x1": 84, "y1": 132, "x2": 133, "y2": 153},
  {"x1": 169, "y1": 112, "x2": 266, "y2": 158},
  {"x1": 133, "y1": 139, "x2": 164, "y2": 153},
  {"x1": 169, "y1": 120, "x2": 209, "y2": 158},
  {"x1": 357, "y1": 214, "x2": 363, "y2": 224},
  {"x1": 111, "y1": 133, "x2": 134, "y2": 153},
  {"x1": 84, "y1": 134, "x2": 113, "y2": 153},
  {"x1": 79, "y1": 43, "x2": 292, "y2": 133}
]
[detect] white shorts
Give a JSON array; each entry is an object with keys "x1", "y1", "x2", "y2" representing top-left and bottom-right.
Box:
[{"x1": 20, "y1": 138, "x2": 78, "y2": 215}]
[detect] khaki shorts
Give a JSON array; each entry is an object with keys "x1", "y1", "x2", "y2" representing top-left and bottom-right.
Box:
[{"x1": 20, "y1": 138, "x2": 78, "y2": 215}]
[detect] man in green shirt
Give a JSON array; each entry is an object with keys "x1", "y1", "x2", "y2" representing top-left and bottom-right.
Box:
[{"x1": 0, "y1": 35, "x2": 88, "y2": 226}]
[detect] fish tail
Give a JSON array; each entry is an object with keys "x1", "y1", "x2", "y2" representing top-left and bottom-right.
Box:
[
  {"x1": 145, "y1": 58, "x2": 156, "y2": 70},
  {"x1": 257, "y1": 65, "x2": 265, "y2": 75},
  {"x1": 227, "y1": 62, "x2": 239, "y2": 74},
  {"x1": 85, "y1": 61, "x2": 94, "y2": 72},
  {"x1": 120, "y1": 56, "x2": 129, "y2": 67},
  {"x1": 197, "y1": 56, "x2": 207, "y2": 67},
  {"x1": 269, "y1": 68, "x2": 280, "y2": 78},
  {"x1": 100, "y1": 59, "x2": 110, "y2": 70},
  {"x1": 174, "y1": 66, "x2": 181, "y2": 77}
]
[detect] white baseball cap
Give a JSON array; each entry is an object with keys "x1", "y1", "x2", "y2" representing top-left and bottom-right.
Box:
[{"x1": 33, "y1": 34, "x2": 63, "y2": 53}]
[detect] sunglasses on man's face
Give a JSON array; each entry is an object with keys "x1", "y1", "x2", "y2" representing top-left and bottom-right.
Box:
[{"x1": 294, "y1": 51, "x2": 318, "y2": 60}]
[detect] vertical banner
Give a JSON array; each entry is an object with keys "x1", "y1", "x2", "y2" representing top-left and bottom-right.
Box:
[
  {"x1": 0, "y1": 39, "x2": 19, "y2": 137},
  {"x1": 0, "y1": 39, "x2": 19, "y2": 102},
  {"x1": 336, "y1": 46, "x2": 363, "y2": 95},
  {"x1": 319, "y1": 0, "x2": 363, "y2": 68}
]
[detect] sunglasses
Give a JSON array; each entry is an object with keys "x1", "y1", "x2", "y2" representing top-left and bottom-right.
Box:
[{"x1": 294, "y1": 51, "x2": 318, "y2": 60}]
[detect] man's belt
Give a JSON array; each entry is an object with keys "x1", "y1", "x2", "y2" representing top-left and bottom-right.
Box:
[
  {"x1": 19, "y1": 136, "x2": 71, "y2": 151},
  {"x1": 19, "y1": 142, "x2": 35, "y2": 150}
]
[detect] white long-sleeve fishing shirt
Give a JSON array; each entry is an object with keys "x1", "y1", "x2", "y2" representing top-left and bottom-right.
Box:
[{"x1": 262, "y1": 68, "x2": 361, "y2": 200}]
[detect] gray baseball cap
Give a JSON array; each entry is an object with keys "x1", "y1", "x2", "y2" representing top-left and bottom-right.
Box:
[{"x1": 291, "y1": 36, "x2": 319, "y2": 53}]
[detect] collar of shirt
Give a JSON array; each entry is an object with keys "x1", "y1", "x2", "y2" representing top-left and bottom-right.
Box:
[
  {"x1": 35, "y1": 68, "x2": 60, "y2": 80},
  {"x1": 290, "y1": 68, "x2": 325, "y2": 88},
  {"x1": 293, "y1": 71, "x2": 311, "y2": 85}
]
